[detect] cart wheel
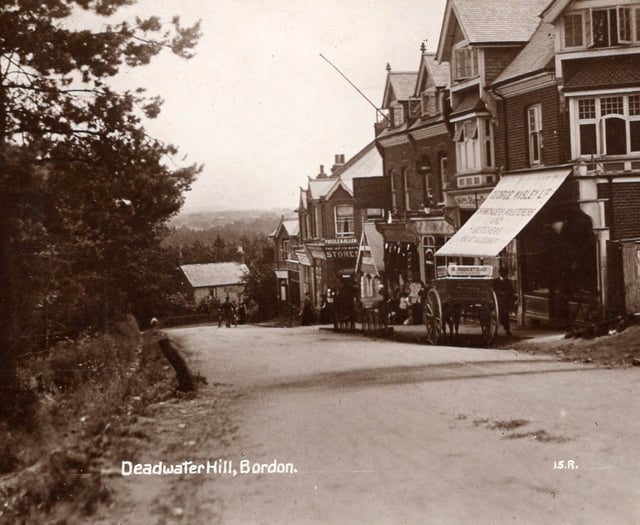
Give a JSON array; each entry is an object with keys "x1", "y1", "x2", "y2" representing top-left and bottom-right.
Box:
[
  {"x1": 424, "y1": 288, "x2": 443, "y2": 345},
  {"x1": 481, "y1": 291, "x2": 499, "y2": 345}
]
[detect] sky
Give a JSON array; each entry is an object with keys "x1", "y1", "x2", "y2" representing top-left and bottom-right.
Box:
[{"x1": 76, "y1": 0, "x2": 447, "y2": 213}]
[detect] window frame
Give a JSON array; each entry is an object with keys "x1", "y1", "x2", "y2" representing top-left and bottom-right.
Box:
[
  {"x1": 563, "y1": 5, "x2": 640, "y2": 50},
  {"x1": 563, "y1": 11, "x2": 585, "y2": 48},
  {"x1": 421, "y1": 88, "x2": 438, "y2": 117},
  {"x1": 454, "y1": 117, "x2": 493, "y2": 173},
  {"x1": 402, "y1": 166, "x2": 411, "y2": 211},
  {"x1": 527, "y1": 104, "x2": 543, "y2": 166},
  {"x1": 453, "y1": 43, "x2": 478, "y2": 81},
  {"x1": 281, "y1": 239, "x2": 290, "y2": 262},
  {"x1": 392, "y1": 103, "x2": 404, "y2": 127},
  {"x1": 575, "y1": 93, "x2": 640, "y2": 157},
  {"x1": 334, "y1": 204, "x2": 355, "y2": 238}
]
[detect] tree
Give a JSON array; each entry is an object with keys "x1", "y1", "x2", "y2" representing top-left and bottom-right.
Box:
[{"x1": 0, "y1": 1, "x2": 201, "y2": 391}]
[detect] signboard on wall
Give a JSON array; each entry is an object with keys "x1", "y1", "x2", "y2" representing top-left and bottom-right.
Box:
[
  {"x1": 353, "y1": 177, "x2": 390, "y2": 209},
  {"x1": 437, "y1": 169, "x2": 572, "y2": 258},
  {"x1": 453, "y1": 193, "x2": 489, "y2": 209}
]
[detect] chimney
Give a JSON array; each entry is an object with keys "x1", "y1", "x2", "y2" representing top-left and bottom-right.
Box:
[
  {"x1": 317, "y1": 164, "x2": 327, "y2": 178},
  {"x1": 331, "y1": 153, "x2": 345, "y2": 174}
]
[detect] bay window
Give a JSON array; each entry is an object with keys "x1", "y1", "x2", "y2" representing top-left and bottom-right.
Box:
[
  {"x1": 455, "y1": 118, "x2": 493, "y2": 173},
  {"x1": 575, "y1": 94, "x2": 640, "y2": 157},
  {"x1": 334, "y1": 205, "x2": 354, "y2": 238}
]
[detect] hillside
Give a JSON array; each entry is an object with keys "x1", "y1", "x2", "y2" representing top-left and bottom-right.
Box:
[{"x1": 171, "y1": 208, "x2": 292, "y2": 231}]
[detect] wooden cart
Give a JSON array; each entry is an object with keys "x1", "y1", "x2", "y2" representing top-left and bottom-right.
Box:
[{"x1": 423, "y1": 265, "x2": 500, "y2": 345}]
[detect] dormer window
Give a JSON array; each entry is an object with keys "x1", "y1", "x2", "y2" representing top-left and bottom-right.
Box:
[
  {"x1": 392, "y1": 104, "x2": 404, "y2": 127},
  {"x1": 563, "y1": 5, "x2": 640, "y2": 50},
  {"x1": 421, "y1": 89, "x2": 439, "y2": 117},
  {"x1": 453, "y1": 45, "x2": 478, "y2": 81}
]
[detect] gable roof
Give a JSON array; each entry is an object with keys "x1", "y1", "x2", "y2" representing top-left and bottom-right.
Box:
[
  {"x1": 305, "y1": 142, "x2": 383, "y2": 201},
  {"x1": 541, "y1": 0, "x2": 572, "y2": 23},
  {"x1": 415, "y1": 53, "x2": 450, "y2": 96},
  {"x1": 492, "y1": 21, "x2": 556, "y2": 87},
  {"x1": 308, "y1": 178, "x2": 336, "y2": 200},
  {"x1": 382, "y1": 71, "x2": 419, "y2": 108},
  {"x1": 180, "y1": 262, "x2": 249, "y2": 289},
  {"x1": 437, "y1": 0, "x2": 551, "y2": 60},
  {"x1": 332, "y1": 141, "x2": 383, "y2": 182},
  {"x1": 269, "y1": 216, "x2": 299, "y2": 238}
]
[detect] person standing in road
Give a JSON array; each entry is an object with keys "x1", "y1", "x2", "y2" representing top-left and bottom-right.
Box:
[
  {"x1": 300, "y1": 292, "x2": 314, "y2": 326},
  {"x1": 493, "y1": 267, "x2": 515, "y2": 336},
  {"x1": 221, "y1": 296, "x2": 233, "y2": 328}
]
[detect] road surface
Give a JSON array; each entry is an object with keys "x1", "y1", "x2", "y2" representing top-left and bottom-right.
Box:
[{"x1": 99, "y1": 324, "x2": 640, "y2": 524}]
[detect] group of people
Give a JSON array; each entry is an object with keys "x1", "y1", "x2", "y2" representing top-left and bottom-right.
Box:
[{"x1": 217, "y1": 296, "x2": 247, "y2": 328}]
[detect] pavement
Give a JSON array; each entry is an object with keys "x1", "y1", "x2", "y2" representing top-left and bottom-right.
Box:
[{"x1": 316, "y1": 320, "x2": 566, "y2": 349}]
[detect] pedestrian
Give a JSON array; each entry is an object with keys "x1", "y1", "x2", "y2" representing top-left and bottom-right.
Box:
[
  {"x1": 221, "y1": 296, "x2": 233, "y2": 328},
  {"x1": 493, "y1": 267, "x2": 515, "y2": 336},
  {"x1": 300, "y1": 292, "x2": 314, "y2": 326},
  {"x1": 237, "y1": 301, "x2": 247, "y2": 325},
  {"x1": 319, "y1": 294, "x2": 328, "y2": 323}
]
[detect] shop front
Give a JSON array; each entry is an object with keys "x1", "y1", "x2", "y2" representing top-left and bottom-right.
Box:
[
  {"x1": 436, "y1": 167, "x2": 603, "y2": 328},
  {"x1": 306, "y1": 239, "x2": 359, "y2": 305}
]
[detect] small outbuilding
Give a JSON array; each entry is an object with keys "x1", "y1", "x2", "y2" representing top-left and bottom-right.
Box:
[{"x1": 179, "y1": 262, "x2": 249, "y2": 304}]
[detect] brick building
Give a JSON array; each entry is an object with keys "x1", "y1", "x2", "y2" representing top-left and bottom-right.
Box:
[{"x1": 437, "y1": 0, "x2": 640, "y2": 326}]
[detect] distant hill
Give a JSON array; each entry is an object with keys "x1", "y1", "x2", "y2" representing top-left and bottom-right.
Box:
[{"x1": 170, "y1": 208, "x2": 292, "y2": 232}]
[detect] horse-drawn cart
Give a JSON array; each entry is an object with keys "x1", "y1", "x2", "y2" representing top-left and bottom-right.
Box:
[{"x1": 423, "y1": 265, "x2": 500, "y2": 345}]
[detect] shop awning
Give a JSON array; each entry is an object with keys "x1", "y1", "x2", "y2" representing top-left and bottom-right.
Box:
[
  {"x1": 436, "y1": 168, "x2": 572, "y2": 258},
  {"x1": 378, "y1": 223, "x2": 417, "y2": 243},
  {"x1": 357, "y1": 222, "x2": 385, "y2": 275},
  {"x1": 274, "y1": 270, "x2": 289, "y2": 279}
]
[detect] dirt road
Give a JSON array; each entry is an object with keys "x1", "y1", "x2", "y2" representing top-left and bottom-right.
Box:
[{"x1": 97, "y1": 325, "x2": 640, "y2": 524}]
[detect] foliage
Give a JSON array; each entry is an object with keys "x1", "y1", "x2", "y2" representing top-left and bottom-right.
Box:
[
  {"x1": 0, "y1": 320, "x2": 177, "y2": 522},
  {"x1": 0, "y1": 1, "x2": 202, "y2": 375}
]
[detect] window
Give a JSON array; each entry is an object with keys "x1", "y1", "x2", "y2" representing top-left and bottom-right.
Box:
[
  {"x1": 392, "y1": 104, "x2": 404, "y2": 127},
  {"x1": 455, "y1": 118, "x2": 495, "y2": 173},
  {"x1": 421, "y1": 89, "x2": 438, "y2": 116},
  {"x1": 423, "y1": 236, "x2": 436, "y2": 281},
  {"x1": 563, "y1": 6, "x2": 640, "y2": 49},
  {"x1": 366, "y1": 208, "x2": 384, "y2": 219},
  {"x1": 334, "y1": 205, "x2": 354, "y2": 238},
  {"x1": 402, "y1": 167, "x2": 411, "y2": 211},
  {"x1": 454, "y1": 46, "x2": 478, "y2": 81},
  {"x1": 564, "y1": 12, "x2": 584, "y2": 47},
  {"x1": 281, "y1": 239, "x2": 290, "y2": 262},
  {"x1": 484, "y1": 119, "x2": 494, "y2": 168},
  {"x1": 576, "y1": 94, "x2": 640, "y2": 156},
  {"x1": 527, "y1": 105, "x2": 543, "y2": 165},
  {"x1": 439, "y1": 155, "x2": 448, "y2": 202},
  {"x1": 390, "y1": 169, "x2": 397, "y2": 210}
]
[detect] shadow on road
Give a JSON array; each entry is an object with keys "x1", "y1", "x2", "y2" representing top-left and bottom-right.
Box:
[{"x1": 255, "y1": 360, "x2": 604, "y2": 393}]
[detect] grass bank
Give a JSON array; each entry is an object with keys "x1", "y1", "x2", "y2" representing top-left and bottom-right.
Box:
[{"x1": 0, "y1": 316, "x2": 178, "y2": 524}]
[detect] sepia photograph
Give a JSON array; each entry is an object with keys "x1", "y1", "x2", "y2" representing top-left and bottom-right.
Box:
[{"x1": 1, "y1": 0, "x2": 640, "y2": 523}]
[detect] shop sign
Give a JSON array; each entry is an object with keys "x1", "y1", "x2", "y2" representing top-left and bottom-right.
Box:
[
  {"x1": 324, "y1": 245, "x2": 358, "y2": 259},
  {"x1": 446, "y1": 265, "x2": 494, "y2": 278},
  {"x1": 325, "y1": 238, "x2": 359, "y2": 246},
  {"x1": 453, "y1": 193, "x2": 488, "y2": 209},
  {"x1": 437, "y1": 169, "x2": 572, "y2": 258}
]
